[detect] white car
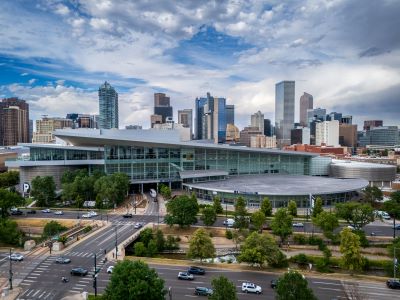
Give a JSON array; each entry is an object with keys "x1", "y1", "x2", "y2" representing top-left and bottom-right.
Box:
[
  {"x1": 81, "y1": 213, "x2": 91, "y2": 218},
  {"x1": 107, "y1": 266, "x2": 114, "y2": 274},
  {"x1": 242, "y1": 282, "x2": 262, "y2": 294},
  {"x1": 9, "y1": 253, "x2": 24, "y2": 261},
  {"x1": 223, "y1": 218, "x2": 235, "y2": 227},
  {"x1": 347, "y1": 225, "x2": 355, "y2": 230},
  {"x1": 178, "y1": 272, "x2": 194, "y2": 280},
  {"x1": 42, "y1": 208, "x2": 51, "y2": 213},
  {"x1": 292, "y1": 222, "x2": 304, "y2": 227},
  {"x1": 89, "y1": 211, "x2": 98, "y2": 217},
  {"x1": 54, "y1": 211, "x2": 63, "y2": 215},
  {"x1": 134, "y1": 222, "x2": 143, "y2": 229}
]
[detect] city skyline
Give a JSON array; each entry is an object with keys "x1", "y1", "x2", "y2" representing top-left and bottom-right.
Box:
[{"x1": 0, "y1": 1, "x2": 399, "y2": 129}]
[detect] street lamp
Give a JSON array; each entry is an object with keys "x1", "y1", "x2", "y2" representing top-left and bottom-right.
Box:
[
  {"x1": 168, "y1": 286, "x2": 172, "y2": 300},
  {"x1": 393, "y1": 247, "x2": 399, "y2": 279},
  {"x1": 114, "y1": 225, "x2": 118, "y2": 259},
  {"x1": 9, "y1": 248, "x2": 13, "y2": 290},
  {"x1": 93, "y1": 252, "x2": 98, "y2": 297}
]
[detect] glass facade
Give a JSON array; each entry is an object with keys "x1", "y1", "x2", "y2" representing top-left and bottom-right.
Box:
[
  {"x1": 98, "y1": 82, "x2": 118, "y2": 129},
  {"x1": 29, "y1": 147, "x2": 103, "y2": 161},
  {"x1": 104, "y1": 145, "x2": 311, "y2": 182},
  {"x1": 275, "y1": 81, "x2": 295, "y2": 146}
]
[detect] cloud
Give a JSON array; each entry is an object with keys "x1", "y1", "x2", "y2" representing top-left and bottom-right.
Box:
[
  {"x1": 28, "y1": 78, "x2": 37, "y2": 85},
  {"x1": 21, "y1": 72, "x2": 29, "y2": 76},
  {"x1": 359, "y1": 47, "x2": 390, "y2": 58}
]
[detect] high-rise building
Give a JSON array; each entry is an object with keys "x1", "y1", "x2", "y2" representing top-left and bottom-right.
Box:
[
  {"x1": 150, "y1": 115, "x2": 163, "y2": 128},
  {"x1": 359, "y1": 126, "x2": 399, "y2": 147},
  {"x1": 226, "y1": 105, "x2": 235, "y2": 125},
  {"x1": 327, "y1": 112, "x2": 342, "y2": 122},
  {"x1": 178, "y1": 109, "x2": 193, "y2": 135},
  {"x1": 275, "y1": 81, "x2": 295, "y2": 147},
  {"x1": 251, "y1": 111, "x2": 264, "y2": 134},
  {"x1": 364, "y1": 120, "x2": 383, "y2": 131},
  {"x1": 291, "y1": 127, "x2": 310, "y2": 145},
  {"x1": 316, "y1": 120, "x2": 339, "y2": 147},
  {"x1": 307, "y1": 108, "x2": 326, "y2": 125},
  {"x1": 194, "y1": 93, "x2": 227, "y2": 143},
  {"x1": 339, "y1": 124, "x2": 357, "y2": 149},
  {"x1": 98, "y1": 82, "x2": 118, "y2": 129},
  {"x1": 239, "y1": 126, "x2": 262, "y2": 147},
  {"x1": 33, "y1": 117, "x2": 74, "y2": 143},
  {"x1": 250, "y1": 135, "x2": 277, "y2": 149},
  {"x1": 299, "y1": 92, "x2": 313, "y2": 127},
  {"x1": 29, "y1": 119, "x2": 33, "y2": 143},
  {"x1": 0, "y1": 98, "x2": 30, "y2": 146},
  {"x1": 226, "y1": 124, "x2": 240, "y2": 143},
  {"x1": 341, "y1": 115, "x2": 352, "y2": 125},
  {"x1": 264, "y1": 119, "x2": 273, "y2": 137},
  {"x1": 77, "y1": 115, "x2": 96, "y2": 128},
  {"x1": 154, "y1": 93, "x2": 173, "y2": 123}
]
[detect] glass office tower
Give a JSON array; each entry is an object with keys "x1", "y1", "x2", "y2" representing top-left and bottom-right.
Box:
[
  {"x1": 98, "y1": 82, "x2": 118, "y2": 129},
  {"x1": 275, "y1": 81, "x2": 295, "y2": 147}
]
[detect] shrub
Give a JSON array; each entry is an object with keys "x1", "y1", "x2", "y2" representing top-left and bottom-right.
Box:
[
  {"x1": 165, "y1": 235, "x2": 179, "y2": 250},
  {"x1": 315, "y1": 257, "x2": 331, "y2": 273},
  {"x1": 134, "y1": 242, "x2": 147, "y2": 256},
  {"x1": 293, "y1": 234, "x2": 307, "y2": 245},
  {"x1": 270, "y1": 251, "x2": 289, "y2": 268},
  {"x1": 83, "y1": 226, "x2": 92, "y2": 233},
  {"x1": 292, "y1": 253, "x2": 309, "y2": 265},
  {"x1": 225, "y1": 230, "x2": 233, "y2": 239},
  {"x1": 353, "y1": 230, "x2": 369, "y2": 247},
  {"x1": 308, "y1": 236, "x2": 324, "y2": 246}
]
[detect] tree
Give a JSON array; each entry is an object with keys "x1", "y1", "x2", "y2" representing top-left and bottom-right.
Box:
[
  {"x1": 336, "y1": 202, "x2": 374, "y2": 230},
  {"x1": 155, "y1": 229, "x2": 165, "y2": 252},
  {"x1": 213, "y1": 196, "x2": 223, "y2": 214},
  {"x1": 103, "y1": 260, "x2": 166, "y2": 300},
  {"x1": 187, "y1": 228, "x2": 215, "y2": 261},
  {"x1": 287, "y1": 200, "x2": 297, "y2": 217},
  {"x1": 363, "y1": 186, "x2": 383, "y2": 204},
  {"x1": 159, "y1": 184, "x2": 171, "y2": 200},
  {"x1": 134, "y1": 242, "x2": 147, "y2": 256},
  {"x1": 340, "y1": 228, "x2": 364, "y2": 274},
  {"x1": 312, "y1": 211, "x2": 339, "y2": 241},
  {"x1": 0, "y1": 219, "x2": 23, "y2": 246},
  {"x1": 271, "y1": 208, "x2": 293, "y2": 244},
  {"x1": 388, "y1": 237, "x2": 400, "y2": 261},
  {"x1": 165, "y1": 195, "x2": 199, "y2": 227},
  {"x1": 209, "y1": 276, "x2": 238, "y2": 300},
  {"x1": 147, "y1": 239, "x2": 158, "y2": 257},
  {"x1": 234, "y1": 196, "x2": 248, "y2": 229},
  {"x1": 0, "y1": 189, "x2": 24, "y2": 218},
  {"x1": 42, "y1": 221, "x2": 67, "y2": 239},
  {"x1": 276, "y1": 270, "x2": 317, "y2": 300},
  {"x1": 251, "y1": 210, "x2": 266, "y2": 232},
  {"x1": 384, "y1": 191, "x2": 400, "y2": 233},
  {"x1": 31, "y1": 176, "x2": 56, "y2": 207},
  {"x1": 312, "y1": 197, "x2": 323, "y2": 217},
  {"x1": 238, "y1": 231, "x2": 284, "y2": 267},
  {"x1": 0, "y1": 171, "x2": 19, "y2": 188},
  {"x1": 201, "y1": 205, "x2": 217, "y2": 227},
  {"x1": 260, "y1": 197, "x2": 272, "y2": 217}
]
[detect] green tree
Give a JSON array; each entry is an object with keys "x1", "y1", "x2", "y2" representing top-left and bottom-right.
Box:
[
  {"x1": 271, "y1": 208, "x2": 293, "y2": 244},
  {"x1": 0, "y1": 171, "x2": 19, "y2": 188},
  {"x1": 363, "y1": 186, "x2": 383, "y2": 204},
  {"x1": 287, "y1": 200, "x2": 297, "y2": 217},
  {"x1": 159, "y1": 184, "x2": 171, "y2": 200},
  {"x1": 42, "y1": 221, "x2": 67, "y2": 239},
  {"x1": 251, "y1": 210, "x2": 266, "y2": 232},
  {"x1": 213, "y1": 196, "x2": 223, "y2": 214},
  {"x1": 339, "y1": 228, "x2": 364, "y2": 274},
  {"x1": 384, "y1": 191, "x2": 400, "y2": 229},
  {"x1": 103, "y1": 260, "x2": 166, "y2": 300},
  {"x1": 138, "y1": 228, "x2": 154, "y2": 247},
  {"x1": 209, "y1": 276, "x2": 238, "y2": 300},
  {"x1": 336, "y1": 202, "x2": 374, "y2": 230},
  {"x1": 187, "y1": 228, "x2": 215, "y2": 261},
  {"x1": 147, "y1": 239, "x2": 158, "y2": 257},
  {"x1": 388, "y1": 237, "x2": 400, "y2": 261},
  {"x1": 312, "y1": 211, "x2": 339, "y2": 241},
  {"x1": 31, "y1": 176, "x2": 56, "y2": 207},
  {"x1": 234, "y1": 196, "x2": 248, "y2": 229},
  {"x1": 238, "y1": 231, "x2": 284, "y2": 267},
  {"x1": 94, "y1": 173, "x2": 129, "y2": 208},
  {"x1": 201, "y1": 205, "x2": 217, "y2": 227},
  {"x1": 155, "y1": 229, "x2": 165, "y2": 252},
  {"x1": 276, "y1": 270, "x2": 317, "y2": 300},
  {"x1": 0, "y1": 189, "x2": 24, "y2": 218},
  {"x1": 134, "y1": 242, "x2": 147, "y2": 256},
  {"x1": 165, "y1": 195, "x2": 199, "y2": 227},
  {"x1": 260, "y1": 197, "x2": 273, "y2": 217},
  {"x1": 0, "y1": 219, "x2": 23, "y2": 246},
  {"x1": 312, "y1": 197, "x2": 323, "y2": 217}
]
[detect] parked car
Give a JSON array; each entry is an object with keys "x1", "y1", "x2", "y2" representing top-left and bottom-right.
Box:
[
  {"x1": 27, "y1": 209, "x2": 36, "y2": 214},
  {"x1": 55, "y1": 257, "x2": 71, "y2": 264},
  {"x1": 89, "y1": 211, "x2": 98, "y2": 217},
  {"x1": 188, "y1": 266, "x2": 205, "y2": 275},
  {"x1": 393, "y1": 224, "x2": 400, "y2": 230},
  {"x1": 134, "y1": 223, "x2": 143, "y2": 229},
  {"x1": 194, "y1": 287, "x2": 213, "y2": 296},
  {"x1": 387, "y1": 279, "x2": 400, "y2": 289},
  {"x1": 292, "y1": 222, "x2": 304, "y2": 227},
  {"x1": 178, "y1": 272, "x2": 194, "y2": 280},
  {"x1": 11, "y1": 210, "x2": 23, "y2": 215},
  {"x1": 54, "y1": 211, "x2": 63, "y2": 215},
  {"x1": 81, "y1": 213, "x2": 91, "y2": 218},
  {"x1": 270, "y1": 279, "x2": 279, "y2": 289},
  {"x1": 223, "y1": 218, "x2": 235, "y2": 227},
  {"x1": 70, "y1": 267, "x2": 88, "y2": 276},
  {"x1": 347, "y1": 225, "x2": 355, "y2": 230},
  {"x1": 374, "y1": 210, "x2": 391, "y2": 220},
  {"x1": 9, "y1": 253, "x2": 24, "y2": 261},
  {"x1": 107, "y1": 266, "x2": 114, "y2": 274},
  {"x1": 42, "y1": 208, "x2": 51, "y2": 213},
  {"x1": 241, "y1": 282, "x2": 262, "y2": 294},
  {"x1": 123, "y1": 213, "x2": 133, "y2": 218}
]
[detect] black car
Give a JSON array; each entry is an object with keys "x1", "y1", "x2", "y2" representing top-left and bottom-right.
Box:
[
  {"x1": 123, "y1": 213, "x2": 133, "y2": 218},
  {"x1": 70, "y1": 267, "x2": 88, "y2": 276},
  {"x1": 11, "y1": 210, "x2": 23, "y2": 215},
  {"x1": 387, "y1": 279, "x2": 400, "y2": 289},
  {"x1": 194, "y1": 287, "x2": 213, "y2": 296},
  {"x1": 188, "y1": 266, "x2": 205, "y2": 275},
  {"x1": 56, "y1": 257, "x2": 71, "y2": 264},
  {"x1": 271, "y1": 279, "x2": 279, "y2": 289},
  {"x1": 27, "y1": 210, "x2": 36, "y2": 214}
]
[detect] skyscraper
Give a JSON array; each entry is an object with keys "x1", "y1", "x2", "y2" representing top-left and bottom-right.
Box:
[
  {"x1": 226, "y1": 105, "x2": 235, "y2": 125},
  {"x1": 251, "y1": 111, "x2": 264, "y2": 134},
  {"x1": 0, "y1": 98, "x2": 30, "y2": 146},
  {"x1": 33, "y1": 117, "x2": 74, "y2": 143},
  {"x1": 98, "y1": 82, "x2": 118, "y2": 129},
  {"x1": 299, "y1": 92, "x2": 313, "y2": 127},
  {"x1": 264, "y1": 119, "x2": 273, "y2": 137},
  {"x1": 154, "y1": 93, "x2": 173, "y2": 123},
  {"x1": 316, "y1": 120, "x2": 339, "y2": 147},
  {"x1": 275, "y1": 81, "x2": 295, "y2": 147},
  {"x1": 178, "y1": 109, "x2": 193, "y2": 135}
]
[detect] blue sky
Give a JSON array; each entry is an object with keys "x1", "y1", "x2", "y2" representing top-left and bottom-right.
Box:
[{"x1": 0, "y1": 0, "x2": 399, "y2": 129}]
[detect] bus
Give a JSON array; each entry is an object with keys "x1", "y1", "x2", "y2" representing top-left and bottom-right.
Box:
[{"x1": 150, "y1": 189, "x2": 157, "y2": 200}]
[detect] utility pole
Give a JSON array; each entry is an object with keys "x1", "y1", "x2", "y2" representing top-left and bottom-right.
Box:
[
  {"x1": 394, "y1": 247, "x2": 399, "y2": 279},
  {"x1": 9, "y1": 248, "x2": 13, "y2": 290},
  {"x1": 93, "y1": 253, "x2": 98, "y2": 297},
  {"x1": 114, "y1": 226, "x2": 118, "y2": 258},
  {"x1": 225, "y1": 202, "x2": 228, "y2": 231}
]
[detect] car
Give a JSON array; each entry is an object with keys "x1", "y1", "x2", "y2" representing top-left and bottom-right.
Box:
[
  {"x1": 9, "y1": 253, "x2": 24, "y2": 261},
  {"x1": 70, "y1": 267, "x2": 88, "y2": 276},
  {"x1": 241, "y1": 282, "x2": 262, "y2": 294},
  {"x1": 292, "y1": 222, "x2": 304, "y2": 227},
  {"x1": 27, "y1": 209, "x2": 36, "y2": 214},
  {"x1": 223, "y1": 218, "x2": 235, "y2": 227},
  {"x1": 42, "y1": 209, "x2": 51, "y2": 213},
  {"x1": 270, "y1": 279, "x2": 279, "y2": 289},
  {"x1": 194, "y1": 287, "x2": 213, "y2": 296},
  {"x1": 89, "y1": 211, "x2": 98, "y2": 217},
  {"x1": 107, "y1": 266, "x2": 114, "y2": 274},
  {"x1": 188, "y1": 266, "x2": 205, "y2": 275},
  {"x1": 387, "y1": 279, "x2": 400, "y2": 289},
  {"x1": 55, "y1": 257, "x2": 71, "y2": 264},
  {"x1": 347, "y1": 225, "x2": 355, "y2": 230},
  {"x1": 10, "y1": 207, "x2": 19, "y2": 212},
  {"x1": 134, "y1": 223, "x2": 143, "y2": 229},
  {"x1": 393, "y1": 224, "x2": 400, "y2": 230},
  {"x1": 82, "y1": 213, "x2": 91, "y2": 218},
  {"x1": 123, "y1": 213, "x2": 133, "y2": 218},
  {"x1": 54, "y1": 211, "x2": 63, "y2": 215},
  {"x1": 178, "y1": 272, "x2": 194, "y2": 280},
  {"x1": 11, "y1": 210, "x2": 23, "y2": 215}
]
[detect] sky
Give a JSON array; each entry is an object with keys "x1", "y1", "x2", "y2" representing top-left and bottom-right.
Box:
[{"x1": 0, "y1": 0, "x2": 399, "y2": 130}]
